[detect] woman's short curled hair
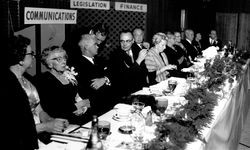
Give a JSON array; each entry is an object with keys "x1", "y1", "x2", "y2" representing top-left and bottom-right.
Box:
[
  {"x1": 7, "y1": 34, "x2": 31, "y2": 66},
  {"x1": 152, "y1": 32, "x2": 167, "y2": 46},
  {"x1": 41, "y1": 46, "x2": 66, "y2": 68}
]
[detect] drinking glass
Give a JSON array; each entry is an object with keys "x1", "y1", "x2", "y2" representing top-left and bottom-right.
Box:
[
  {"x1": 98, "y1": 120, "x2": 111, "y2": 140},
  {"x1": 186, "y1": 73, "x2": 195, "y2": 88},
  {"x1": 168, "y1": 80, "x2": 177, "y2": 93},
  {"x1": 156, "y1": 98, "x2": 168, "y2": 121}
]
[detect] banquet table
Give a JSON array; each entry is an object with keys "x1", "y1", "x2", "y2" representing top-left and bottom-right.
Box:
[{"x1": 40, "y1": 53, "x2": 250, "y2": 150}]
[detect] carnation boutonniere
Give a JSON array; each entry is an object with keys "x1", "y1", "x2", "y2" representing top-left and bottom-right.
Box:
[{"x1": 63, "y1": 66, "x2": 78, "y2": 85}]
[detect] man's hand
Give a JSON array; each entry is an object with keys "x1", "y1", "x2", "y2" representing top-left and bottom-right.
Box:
[
  {"x1": 91, "y1": 78, "x2": 106, "y2": 90},
  {"x1": 136, "y1": 49, "x2": 148, "y2": 65}
]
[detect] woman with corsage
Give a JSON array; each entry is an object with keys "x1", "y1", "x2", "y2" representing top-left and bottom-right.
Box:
[
  {"x1": 6, "y1": 35, "x2": 67, "y2": 149},
  {"x1": 35, "y1": 46, "x2": 91, "y2": 125}
]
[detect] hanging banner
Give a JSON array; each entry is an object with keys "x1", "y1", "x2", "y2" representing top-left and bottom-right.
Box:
[
  {"x1": 70, "y1": 0, "x2": 110, "y2": 10},
  {"x1": 24, "y1": 7, "x2": 77, "y2": 24},
  {"x1": 115, "y1": 2, "x2": 147, "y2": 12}
]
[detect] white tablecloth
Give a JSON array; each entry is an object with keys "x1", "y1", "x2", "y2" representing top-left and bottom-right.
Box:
[{"x1": 40, "y1": 58, "x2": 250, "y2": 150}]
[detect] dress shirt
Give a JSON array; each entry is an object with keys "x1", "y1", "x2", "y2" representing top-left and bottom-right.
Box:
[
  {"x1": 83, "y1": 55, "x2": 94, "y2": 64},
  {"x1": 137, "y1": 43, "x2": 142, "y2": 49},
  {"x1": 126, "y1": 50, "x2": 134, "y2": 63}
]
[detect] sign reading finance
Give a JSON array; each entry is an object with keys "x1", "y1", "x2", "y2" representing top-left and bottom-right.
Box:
[
  {"x1": 115, "y1": 2, "x2": 147, "y2": 12},
  {"x1": 71, "y1": 0, "x2": 110, "y2": 10},
  {"x1": 25, "y1": 7, "x2": 77, "y2": 24}
]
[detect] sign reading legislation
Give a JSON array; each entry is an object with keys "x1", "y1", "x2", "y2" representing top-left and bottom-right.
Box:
[
  {"x1": 24, "y1": 7, "x2": 77, "y2": 24},
  {"x1": 70, "y1": 0, "x2": 110, "y2": 10},
  {"x1": 115, "y1": 2, "x2": 147, "y2": 12}
]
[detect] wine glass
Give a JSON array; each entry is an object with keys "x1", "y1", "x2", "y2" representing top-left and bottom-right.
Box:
[
  {"x1": 168, "y1": 80, "x2": 177, "y2": 94},
  {"x1": 156, "y1": 98, "x2": 168, "y2": 121},
  {"x1": 186, "y1": 73, "x2": 195, "y2": 88}
]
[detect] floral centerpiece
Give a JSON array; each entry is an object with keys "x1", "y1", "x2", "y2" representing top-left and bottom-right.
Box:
[{"x1": 145, "y1": 47, "x2": 248, "y2": 150}]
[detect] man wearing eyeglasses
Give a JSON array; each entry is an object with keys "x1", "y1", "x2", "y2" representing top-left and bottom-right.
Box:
[{"x1": 108, "y1": 30, "x2": 149, "y2": 99}]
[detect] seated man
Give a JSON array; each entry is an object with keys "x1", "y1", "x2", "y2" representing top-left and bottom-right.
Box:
[
  {"x1": 75, "y1": 34, "x2": 113, "y2": 116},
  {"x1": 181, "y1": 29, "x2": 199, "y2": 61},
  {"x1": 203, "y1": 29, "x2": 223, "y2": 50},
  {"x1": 109, "y1": 30, "x2": 149, "y2": 98}
]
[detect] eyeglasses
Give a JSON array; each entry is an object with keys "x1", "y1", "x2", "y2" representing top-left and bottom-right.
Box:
[
  {"x1": 51, "y1": 56, "x2": 67, "y2": 63},
  {"x1": 25, "y1": 51, "x2": 36, "y2": 57},
  {"x1": 120, "y1": 39, "x2": 133, "y2": 44}
]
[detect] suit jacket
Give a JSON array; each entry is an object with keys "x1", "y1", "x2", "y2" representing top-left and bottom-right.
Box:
[
  {"x1": 192, "y1": 40, "x2": 203, "y2": 55},
  {"x1": 109, "y1": 47, "x2": 148, "y2": 98},
  {"x1": 6, "y1": 69, "x2": 38, "y2": 150},
  {"x1": 74, "y1": 55, "x2": 113, "y2": 115},
  {"x1": 181, "y1": 39, "x2": 199, "y2": 61},
  {"x1": 203, "y1": 37, "x2": 223, "y2": 50}
]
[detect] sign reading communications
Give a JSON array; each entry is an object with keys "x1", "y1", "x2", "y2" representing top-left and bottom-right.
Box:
[
  {"x1": 115, "y1": 2, "x2": 147, "y2": 12},
  {"x1": 24, "y1": 7, "x2": 77, "y2": 24},
  {"x1": 70, "y1": 0, "x2": 110, "y2": 10}
]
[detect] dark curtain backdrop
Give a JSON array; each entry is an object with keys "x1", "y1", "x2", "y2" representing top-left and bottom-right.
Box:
[{"x1": 146, "y1": 0, "x2": 182, "y2": 43}]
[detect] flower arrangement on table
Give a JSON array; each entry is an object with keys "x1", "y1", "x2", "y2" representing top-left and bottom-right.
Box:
[
  {"x1": 145, "y1": 48, "x2": 249, "y2": 150},
  {"x1": 63, "y1": 66, "x2": 78, "y2": 85}
]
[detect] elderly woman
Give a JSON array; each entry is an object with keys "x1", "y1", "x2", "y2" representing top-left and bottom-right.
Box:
[
  {"x1": 35, "y1": 46, "x2": 91, "y2": 125},
  {"x1": 145, "y1": 32, "x2": 176, "y2": 84},
  {"x1": 7, "y1": 35, "x2": 67, "y2": 149}
]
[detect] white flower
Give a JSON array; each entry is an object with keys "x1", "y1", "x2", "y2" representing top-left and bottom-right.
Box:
[{"x1": 63, "y1": 66, "x2": 78, "y2": 85}]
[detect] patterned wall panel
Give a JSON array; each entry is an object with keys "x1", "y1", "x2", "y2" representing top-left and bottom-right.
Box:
[{"x1": 69, "y1": 8, "x2": 146, "y2": 60}]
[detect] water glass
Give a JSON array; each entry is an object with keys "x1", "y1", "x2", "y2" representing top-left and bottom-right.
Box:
[
  {"x1": 98, "y1": 120, "x2": 111, "y2": 140},
  {"x1": 156, "y1": 98, "x2": 168, "y2": 121},
  {"x1": 168, "y1": 80, "x2": 177, "y2": 93}
]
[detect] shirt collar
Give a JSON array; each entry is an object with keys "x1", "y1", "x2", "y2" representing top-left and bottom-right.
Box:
[{"x1": 82, "y1": 55, "x2": 94, "y2": 64}]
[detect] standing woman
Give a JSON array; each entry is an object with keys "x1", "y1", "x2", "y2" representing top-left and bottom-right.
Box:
[{"x1": 145, "y1": 32, "x2": 176, "y2": 85}]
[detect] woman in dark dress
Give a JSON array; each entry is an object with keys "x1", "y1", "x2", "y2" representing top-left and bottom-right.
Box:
[
  {"x1": 6, "y1": 34, "x2": 39, "y2": 150},
  {"x1": 36, "y1": 46, "x2": 91, "y2": 125}
]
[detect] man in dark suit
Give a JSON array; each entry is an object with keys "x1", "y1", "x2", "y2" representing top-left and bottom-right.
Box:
[
  {"x1": 62, "y1": 22, "x2": 109, "y2": 67},
  {"x1": 131, "y1": 27, "x2": 150, "y2": 53},
  {"x1": 203, "y1": 29, "x2": 223, "y2": 50},
  {"x1": 181, "y1": 29, "x2": 199, "y2": 61},
  {"x1": 109, "y1": 30, "x2": 148, "y2": 98},
  {"x1": 75, "y1": 34, "x2": 113, "y2": 116}
]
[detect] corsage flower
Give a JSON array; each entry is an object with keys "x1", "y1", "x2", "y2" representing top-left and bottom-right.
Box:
[{"x1": 63, "y1": 66, "x2": 78, "y2": 85}]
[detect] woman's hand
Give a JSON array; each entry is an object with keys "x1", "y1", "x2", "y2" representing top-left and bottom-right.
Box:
[
  {"x1": 161, "y1": 65, "x2": 177, "y2": 72},
  {"x1": 74, "y1": 99, "x2": 90, "y2": 116},
  {"x1": 45, "y1": 118, "x2": 69, "y2": 133}
]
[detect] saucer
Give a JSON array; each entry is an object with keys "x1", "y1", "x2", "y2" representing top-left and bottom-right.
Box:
[
  {"x1": 118, "y1": 125, "x2": 135, "y2": 134},
  {"x1": 112, "y1": 114, "x2": 130, "y2": 122}
]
